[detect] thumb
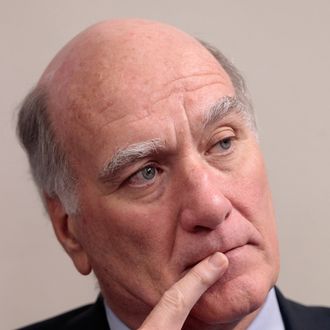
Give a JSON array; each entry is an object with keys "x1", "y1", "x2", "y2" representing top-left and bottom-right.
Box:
[{"x1": 138, "y1": 252, "x2": 229, "y2": 330}]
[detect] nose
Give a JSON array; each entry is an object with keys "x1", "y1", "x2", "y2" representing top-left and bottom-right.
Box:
[{"x1": 178, "y1": 160, "x2": 232, "y2": 233}]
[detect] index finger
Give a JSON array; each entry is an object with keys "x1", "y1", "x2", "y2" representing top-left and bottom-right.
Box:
[{"x1": 139, "y1": 252, "x2": 229, "y2": 330}]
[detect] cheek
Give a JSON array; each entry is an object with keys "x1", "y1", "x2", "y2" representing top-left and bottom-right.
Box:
[
  {"x1": 76, "y1": 194, "x2": 180, "y2": 304},
  {"x1": 232, "y1": 152, "x2": 280, "y2": 268},
  {"x1": 229, "y1": 148, "x2": 276, "y2": 234},
  {"x1": 77, "y1": 194, "x2": 176, "y2": 266}
]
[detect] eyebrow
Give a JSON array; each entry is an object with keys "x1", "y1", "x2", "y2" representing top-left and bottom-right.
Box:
[
  {"x1": 98, "y1": 96, "x2": 244, "y2": 183},
  {"x1": 202, "y1": 96, "x2": 244, "y2": 129},
  {"x1": 98, "y1": 138, "x2": 165, "y2": 183}
]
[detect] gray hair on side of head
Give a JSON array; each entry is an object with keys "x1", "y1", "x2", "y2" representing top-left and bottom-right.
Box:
[
  {"x1": 16, "y1": 87, "x2": 78, "y2": 215},
  {"x1": 16, "y1": 39, "x2": 256, "y2": 217},
  {"x1": 198, "y1": 39, "x2": 257, "y2": 132}
]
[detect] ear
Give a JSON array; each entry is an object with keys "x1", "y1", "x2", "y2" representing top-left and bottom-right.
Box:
[{"x1": 44, "y1": 194, "x2": 92, "y2": 275}]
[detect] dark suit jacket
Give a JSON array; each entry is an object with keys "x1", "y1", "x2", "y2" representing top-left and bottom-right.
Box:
[
  {"x1": 275, "y1": 288, "x2": 330, "y2": 330},
  {"x1": 18, "y1": 288, "x2": 330, "y2": 329}
]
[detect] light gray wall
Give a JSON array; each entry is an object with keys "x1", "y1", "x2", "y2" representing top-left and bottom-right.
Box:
[{"x1": 1, "y1": 1, "x2": 329, "y2": 329}]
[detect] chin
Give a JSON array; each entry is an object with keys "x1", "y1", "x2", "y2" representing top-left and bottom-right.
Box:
[{"x1": 187, "y1": 270, "x2": 276, "y2": 327}]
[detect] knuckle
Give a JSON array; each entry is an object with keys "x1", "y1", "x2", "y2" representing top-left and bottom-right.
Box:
[
  {"x1": 190, "y1": 268, "x2": 209, "y2": 287},
  {"x1": 161, "y1": 286, "x2": 186, "y2": 312}
]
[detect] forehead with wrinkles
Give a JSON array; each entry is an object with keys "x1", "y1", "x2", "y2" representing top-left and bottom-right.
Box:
[{"x1": 39, "y1": 19, "x2": 232, "y2": 147}]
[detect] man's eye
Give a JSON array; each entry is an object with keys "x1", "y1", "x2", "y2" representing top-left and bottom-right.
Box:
[
  {"x1": 128, "y1": 165, "x2": 158, "y2": 186},
  {"x1": 207, "y1": 133, "x2": 236, "y2": 156},
  {"x1": 218, "y1": 137, "x2": 232, "y2": 150},
  {"x1": 141, "y1": 166, "x2": 156, "y2": 180}
]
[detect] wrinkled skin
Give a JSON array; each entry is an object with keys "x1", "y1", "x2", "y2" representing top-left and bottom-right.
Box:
[{"x1": 42, "y1": 19, "x2": 280, "y2": 330}]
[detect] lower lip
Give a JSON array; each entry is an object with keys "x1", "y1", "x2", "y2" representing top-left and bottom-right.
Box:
[
  {"x1": 224, "y1": 244, "x2": 251, "y2": 261},
  {"x1": 184, "y1": 245, "x2": 249, "y2": 273},
  {"x1": 225, "y1": 245, "x2": 244, "y2": 255}
]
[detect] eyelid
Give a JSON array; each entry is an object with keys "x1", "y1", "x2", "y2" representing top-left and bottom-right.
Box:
[
  {"x1": 209, "y1": 127, "x2": 235, "y2": 145},
  {"x1": 206, "y1": 127, "x2": 236, "y2": 155},
  {"x1": 125, "y1": 162, "x2": 161, "y2": 188}
]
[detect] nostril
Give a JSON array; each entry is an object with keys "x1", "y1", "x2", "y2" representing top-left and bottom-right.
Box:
[{"x1": 192, "y1": 225, "x2": 215, "y2": 233}]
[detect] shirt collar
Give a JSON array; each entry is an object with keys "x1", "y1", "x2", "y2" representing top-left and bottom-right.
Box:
[
  {"x1": 105, "y1": 302, "x2": 131, "y2": 330},
  {"x1": 247, "y1": 287, "x2": 285, "y2": 330},
  {"x1": 104, "y1": 287, "x2": 284, "y2": 330}
]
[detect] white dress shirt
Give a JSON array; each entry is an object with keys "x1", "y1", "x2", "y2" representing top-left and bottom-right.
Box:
[{"x1": 105, "y1": 287, "x2": 285, "y2": 330}]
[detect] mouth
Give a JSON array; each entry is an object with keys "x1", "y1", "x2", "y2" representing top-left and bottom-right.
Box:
[
  {"x1": 223, "y1": 244, "x2": 246, "y2": 257},
  {"x1": 183, "y1": 244, "x2": 247, "y2": 272}
]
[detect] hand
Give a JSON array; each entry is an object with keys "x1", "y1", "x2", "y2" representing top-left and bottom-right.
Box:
[{"x1": 138, "y1": 252, "x2": 229, "y2": 330}]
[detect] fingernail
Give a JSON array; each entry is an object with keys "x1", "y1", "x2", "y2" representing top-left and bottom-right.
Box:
[{"x1": 208, "y1": 252, "x2": 227, "y2": 267}]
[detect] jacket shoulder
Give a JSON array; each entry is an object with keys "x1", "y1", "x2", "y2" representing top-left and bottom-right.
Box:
[
  {"x1": 276, "y1": 287, "x2": 330, "y2": 330},
  {"x1": 17, "y1": 296, "x2": 109, "y2": 330}
]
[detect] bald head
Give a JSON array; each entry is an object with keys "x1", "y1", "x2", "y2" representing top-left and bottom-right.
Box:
[
  {"x1": 40, "y1": 19, "x2": 233, "y2": 130},
  {"x1": 18, "y1": 19, "x2": 254, "y2": 213},
  {"x1": 41, "y1": 19, "x2": 221, "y2": 88}
]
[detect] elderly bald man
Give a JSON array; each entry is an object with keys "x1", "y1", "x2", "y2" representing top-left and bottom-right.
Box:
[{"x1": 17, "y1": 19, "x2": 330, "y2": 330}]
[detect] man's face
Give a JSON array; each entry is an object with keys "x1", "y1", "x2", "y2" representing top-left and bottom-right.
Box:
[{"x1": 48, "y1": 21, "x2": 279, "y2": 328}]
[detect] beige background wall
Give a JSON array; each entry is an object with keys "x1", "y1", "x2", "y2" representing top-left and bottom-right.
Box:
[{"x1": 1, "y1": 0, "x2": 329, "y2": 329}]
